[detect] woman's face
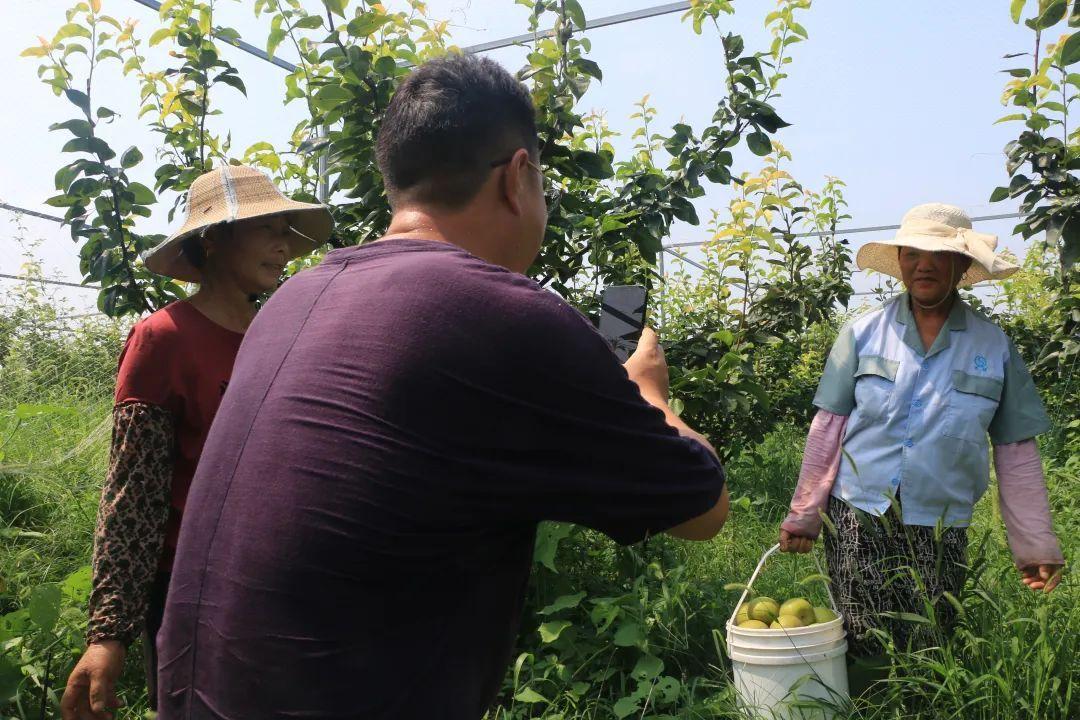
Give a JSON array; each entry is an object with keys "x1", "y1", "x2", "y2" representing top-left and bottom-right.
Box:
[
  {"x1": 205, "y1": 216, "x2": 293, "y2": 294},
  {"x1": 898, "y1": 248, "x2": 971, "y2": 306}
]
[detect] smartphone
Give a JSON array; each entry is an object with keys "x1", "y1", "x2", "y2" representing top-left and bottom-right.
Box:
[{"x1": 598, "y1": 285, "x2": 648, "y2": 362}]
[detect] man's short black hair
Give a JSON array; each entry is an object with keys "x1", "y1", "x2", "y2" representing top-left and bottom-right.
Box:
[{"x1": 376, "y1": 54, "x2": 539, "y2": 209}]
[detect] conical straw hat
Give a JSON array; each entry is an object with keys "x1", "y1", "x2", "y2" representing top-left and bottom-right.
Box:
[
  {"x1": 856, "y1": 203, "x2": 1019, "y2": 287},
  {"x1": 143, "y1": 164, "x2": 334, "y2": 282}
]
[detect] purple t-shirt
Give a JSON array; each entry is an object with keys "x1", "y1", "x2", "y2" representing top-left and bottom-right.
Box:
[{"x1": 156, "y1": 239, "x2": 724, "y2": 719}]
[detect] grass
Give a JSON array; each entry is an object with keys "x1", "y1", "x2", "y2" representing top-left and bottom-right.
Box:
[{"x1": 0, "y1": 382, "x2": 1076, "y2": 718}]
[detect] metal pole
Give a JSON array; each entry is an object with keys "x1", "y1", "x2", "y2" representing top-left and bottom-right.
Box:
[
  {"x1": 0, "y1": 273, "x2": 99, "y2": 290},
  {"x1": 0, "y1": 202, "x2": 66, "y2": 224},
  {"x1": 663, "y1": 212, "x2": 1025, "y2": 249},
  {"x1": 459, "y1": 2, "x2": 692, "y2": 55},
  {"x1": 129, "y1": 0, "x2": 298, "y2": 72},
  {"x1": 317, "y1": 125, "x2": 329, "y2": 203},
  {"x1": 657, "y1": 249, "x2": 665, "y2": 333}
]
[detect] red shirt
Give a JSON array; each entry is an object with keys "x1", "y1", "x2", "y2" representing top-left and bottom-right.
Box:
[{"x1": 114, "y1": 300, "x2": 244, "y2": 569}]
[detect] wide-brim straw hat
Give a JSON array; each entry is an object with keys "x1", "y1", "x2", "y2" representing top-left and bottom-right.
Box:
[
  {"x1": 143, "y1": 164, "x2": 334, "y2": 282},
  {"x1": 856, "y1": 203, "x2": 1019, "y2": 287}
]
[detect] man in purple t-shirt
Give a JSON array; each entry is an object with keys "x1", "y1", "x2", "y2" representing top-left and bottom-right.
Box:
[{"x1": 156, "y1": 55, "x2": 728, "y2": 719}]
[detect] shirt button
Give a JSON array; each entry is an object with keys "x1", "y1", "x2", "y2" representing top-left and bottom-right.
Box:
[
  {"x1": 921, "y1": 359, "x2": 930, "y2": 368},
  {"x1": 904, "y1": 438, "x2": 914, "y2": 448},
  {"x1": 912, "y1": 399, "x2": 923, "y2": 409}
]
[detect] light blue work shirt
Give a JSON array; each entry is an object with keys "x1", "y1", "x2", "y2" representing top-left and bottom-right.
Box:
[{"x1": 814, "y1": 293, "x2": 1050, "y2": 527}]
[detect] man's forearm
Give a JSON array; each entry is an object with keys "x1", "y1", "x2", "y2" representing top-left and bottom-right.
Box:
[{"x1": 640, "y1": 391, "x2": 717, "y2": 458}]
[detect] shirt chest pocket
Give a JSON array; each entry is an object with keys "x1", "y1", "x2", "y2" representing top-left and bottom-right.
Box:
[
  {"x1": 943, "y1": 370, "x2": 1002, "y2": 444},
  {"x1": 853, "y1": 355, "x2": 899, "y2": 421}
]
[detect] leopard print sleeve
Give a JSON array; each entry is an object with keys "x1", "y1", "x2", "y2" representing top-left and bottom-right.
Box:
[{"x1": 86, "y1": 402, "x2": 174, "y2": 646}]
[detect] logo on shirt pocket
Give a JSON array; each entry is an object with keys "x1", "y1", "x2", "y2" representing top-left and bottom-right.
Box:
[{"x1": 973, "y1": 355, "x2": 988, "y2": 372}]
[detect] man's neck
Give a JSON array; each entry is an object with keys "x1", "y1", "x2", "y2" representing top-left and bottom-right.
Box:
[{"x1": 383, "y1": 208, "x2": 512, "y2": 270}]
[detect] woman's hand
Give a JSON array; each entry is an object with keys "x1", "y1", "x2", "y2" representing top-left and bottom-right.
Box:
[
  {"x1": 1020, "y1": 563, "x2": 1064, "y2": 593},
  {"x1": 61, "y1": 641, "x2": 126, "y2": 720},
  {"x1": 779, "y1": 528, "x2": 814, "y2": 554}
]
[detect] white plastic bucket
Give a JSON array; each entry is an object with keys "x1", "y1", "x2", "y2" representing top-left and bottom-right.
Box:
[{"x1": 725, "y1": 544, "x2": 850, "y2": 719}]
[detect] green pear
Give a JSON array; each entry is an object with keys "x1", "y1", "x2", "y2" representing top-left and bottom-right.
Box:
[
  {"x1": 735, "y1": 602, "x2": 750, "y2": 625},
  {"x1": 779, "y1": 597, "x2": 816, "y2": 626},
  {"x1": 770, "y1": 614, "x2": 805, "y2": 629},
  {"x1": 737, "y1": 619, "x2": 769, "y2": 630},
  {"x1": 748, "y1": 597, "x2": 780, "y2": 624},
  {"x1": 813, "y1": 606, "x2": 838, "y2": 624}
]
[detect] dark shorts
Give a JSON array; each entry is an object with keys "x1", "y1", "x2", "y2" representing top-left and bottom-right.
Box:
[
  {"x1": 142, "y1": 572, "x2": 171, "y2": 710},
  {"x1": 823, "y1": 496, "x2": 967, "y2": 657}
]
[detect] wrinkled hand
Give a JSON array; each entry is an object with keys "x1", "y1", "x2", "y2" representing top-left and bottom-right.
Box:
[
  {"x1": 779, "y1": 528, "x2": 814, "y2": 554},
  {"x1": 1020, "y1": 563, "x2": 1064, "y2": 593},
  {"x1": 61, "y1": 641, "x2": 126, "y2": 720},
  {"x1": 623, "y1": 328, "x2": 668, "y2": 403}
]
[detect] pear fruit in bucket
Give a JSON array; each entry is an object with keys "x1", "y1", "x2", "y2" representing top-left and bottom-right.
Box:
[
  {"x1": 747, "y1": 597, "x2": 780, "y2": 624},
  {"x1": 737, "y1": 619, "x2": 769, "y2": 630},
  {"x1": 779, "y1": 597, "x2": 816, "y2": 626},
  {"x1": 813, "y1": 606, "x2": 838, "y2": 624},
  {"x1": 769, "y1": 614, "x2": 805, "y2": 630},
  {"x1": 735, "y1": 602, "x2": 750, "y2": 625}
]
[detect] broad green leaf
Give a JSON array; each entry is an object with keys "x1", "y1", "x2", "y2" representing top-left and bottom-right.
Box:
[
  {"x1": 747, "y1": 131, "x2": 772, "y2": 156},
  {"x1": 513, "y1": 687, "x2": 548, "y2": 704},
  {"x1": 149, "y1": 27, "x2": 173, "y2": 46},
  {"x1": 990, "y1": 187, "x2": 1010, "y2": 202},
  {"x1": 55, "y1": 22, "x2": 93, "y2": 41},
  {"x1": 0, "y1": 655, "x2": 22, "y2": 702},
  {"x1": 564, "y1": 0, "x2": 587, "y2": 30},
  {"x1": 49, "y1": 119, "x2": 92, "y2": 138},
  {"x1": 613, "y1": 620, "x2": 644, "y2": 647},
  {"x1": 1011, "y1": 0, "x2": 1027, "y2": 23},
  {"x1": 294, "y1": 15, "x2": 324, "y2": 30},
  {"x1": 533, "y1": 522, "x2": 572, "y2": 572},
  {"x1": 538, "y1": 620, "x2": 571, "y2": 643},
  {"x1": 120, "y1": 146, "x2": 143, "y2": 169},
  {"x1": 64, "y1": 88, "x2": 91, "y2": 115},
  {"x1": 613, "y1": 695, "x2": 641, "y2": 719},
  {"x1": 1061, "y1": 32, "x2": 1080, "y2": 64},
  {"x1": 28, "y1": 584, "x2": 62, "y2": 632},
  {"x1": 62, "y1": 566, "x2": 93, "y2": 604},
  {"x1": 127, "y1": 181, "x2": 156, "y2": 205},
  {"x1": 632, "y1": 653, "x2": 664, "y2": 680},
  {"x1": 1034, "y1": 0, "x2": 1067, "y2": 28},
  {"x1": 538, "y1": 592, "x2": 586, "y2": 615},
  {"x1": 20, "y1": 45, "x2": 49, "y2": 58}
]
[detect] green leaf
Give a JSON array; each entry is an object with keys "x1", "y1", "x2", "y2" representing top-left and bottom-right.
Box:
[
  {"x1": 120, "y1": 146, "x2": 143, "y2": 169},
  {"x1": 990, "y1": 186, "x2": 1010, "y2": 202},
  {"x1": 613, "y1": 621, "x2": 644, "y2": 647},
  {"x1": 613, "y1": 695, "x2": 641, "y2": 719},
  {"x1": 514, "y1": 687, "x2": 548, "y2": 704},
  {"x1": 374, "y1": 55, "x2": 398, "y2": 77},
  {"x1": 15, "y1": 403, "x2": 76, "y2": 419},
  {"x1": 347, "y1": 13, "x2": 394, "y2": 38},
  {"x1": 28, "y1": 583, "x2": 62, "y2": 632},
  {"x1": 572, "y1": 58, "x2": 602, "y2": 81},
  {"x1": 533, "y1": 522, "x2": 573, "y2": 572},
  {"x1": 294, "y1": 15, "x2": 325, "y2": 30},
  {"x1": 1034, "y1": 0, "x2": 1067, "y2": 28},
  {"x1": 49, "y1": 118, "x2": 93, "y2": 138},
  {"x1": 64, "y1": 88, "x2": 91, "y2": 115},
  {"x1": 538, "y1": 620, "x2": 572, "y2": 643},
  {"x1": 539, "y1": 592, "x2": 586, "y2": 615},
  {"x1": 1011, "y1": 0, "x2": 1027, "y2": 23},
  {"x1": 747, "y1": 131, "x2": 772, "y2": 156},
  {"x1": 0, "y1": 655, "x2": 22, "y2": 702},
  {"x1": 1061, "y1": 32, "x2": 1080, "y2": 65},
  {"x1": 216, "y1": 73, "x2": 247, "y2": 96},
  {"x1": 632, "y1": 653, "x2": 664, "y2": 680},
  {"x1": 127, "y1": 181, "x2": 156, "y2": 205},
  {"x1": 564, "y1": 0, "x2": 587, "y2": 30},
  {"x1": 149, "y1": 27, "x2": 173, "y2": 46},
  {"x1": 61, "y1": 566, "x2": 93, "y2": 604},
  {"x1": 56, "y1": 22, "x2": 93, "y2": 41}
]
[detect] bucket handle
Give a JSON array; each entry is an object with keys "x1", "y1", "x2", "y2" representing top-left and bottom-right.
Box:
[{"x1": 726, "y1": 543, "x2": 839, "y2": 630}]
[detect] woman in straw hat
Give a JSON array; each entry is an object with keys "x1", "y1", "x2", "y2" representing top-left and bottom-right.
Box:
[
  {"x1": 61, "y1": 165, "x2": 332, "y2": 719},
  {"x1": 776, "y1": 203, "x2": 1064, "y2": 683}
]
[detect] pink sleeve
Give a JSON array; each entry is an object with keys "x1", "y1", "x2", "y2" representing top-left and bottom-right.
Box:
[
  {"x1": 780, "y1": 409, "x2": 847, "y2": 539},
  {"x1": 993, "y1": 440, "x2": 1064, "y2": 569}
]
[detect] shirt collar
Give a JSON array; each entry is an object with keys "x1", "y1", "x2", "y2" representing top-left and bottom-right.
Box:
[{"x1": 894, "y1": 292, "x2": 968, "y2": 357}]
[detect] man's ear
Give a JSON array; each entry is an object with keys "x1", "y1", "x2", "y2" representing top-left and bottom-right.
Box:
[{"x1": 499, "y1": 148, "x2": 531, "y2": 217}]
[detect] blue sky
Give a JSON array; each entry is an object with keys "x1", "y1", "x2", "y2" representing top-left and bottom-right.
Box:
[{"x1": 0, "y1": 0, "x2": 1039, "y2": 312}]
